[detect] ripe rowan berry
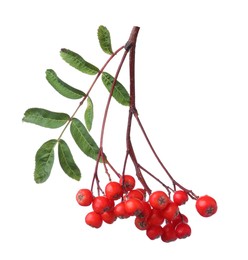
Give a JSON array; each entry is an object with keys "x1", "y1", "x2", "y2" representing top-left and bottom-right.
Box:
[
  {"x1": 173, "y1": 190, "x2": 189, "y2": 206},
  {"x1": 160, "y1": 202, "x2": 179, "y2": 221},
  {"x1": 171, "y1": 213, "x2": 188, "y2": 227},
  {"x1": 76, "y1": 189, "x2": 93, "y2": 206},
  {"x1": 92, "y1": 196, "x2": 114, "y2": 214},
  {"x1": 134, "y1": 217, "x2": 150, "y2": 230},
  {"x1": 147, "y1": 209, "x2": 164, "y2": 226},
  {"x1": 85, "y1": 211, "x2": 102, "y2": 228},
  {"x1": 195, "y1": 195, "x2": 217, "y2": 217},
  {"x1": 161, "y1": 223, "x2": 177, "y2": 243},
  {"x1": 146, "y1": 225, "x2": 163, "y2": 240},
  {"x1": 105, "y1": 181, "x2": 123, "y2": 200},
  {"x1": 124, "y1": 198, "x2": 144, "y2": 216},
  {"x1": 175, "y1": 223, "x2": 191, "y2": 239},
  {"x1": 119, "y1": 175, "x2": 136, "y2": 192},
  {"x1": 101, "y1": 210, "x2": 117, "y2": 224},
  {"x1": 137, "y1": 201, "x2": 152, "y2": 219},
  {"x1": 149, "y1": 190, "x2": 170, "y2": 210},
  {"x1": 114, "y1": 201, "x2": 130, "y2": 219},
  {"x1": 126, "y1": 189, "x2": 145, "y2": 201}
]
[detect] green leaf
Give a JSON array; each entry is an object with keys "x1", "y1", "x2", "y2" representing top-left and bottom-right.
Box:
[
  {"x1": 101, "y1": 72, "x2": 130, "y2": 106},
  {"x1": 58, "y1": 139, "x2": 81, "y2": 181},
  {"x1": 70, "y1": 118, "x2": 100, "y2": 161},
  {"x1": 97, "y1": 25, "x2": 113, "y2": 55},
  {"x1": 60, "y1": 48, "x2": 99, "y2": 75},
  {"x1": 34, "y1": 139, "x2": 57, "y2": 183},
  {"x1": 23, "y1": 108, "x2": 70, "y2": 129},
  {"x1": 84, "y1": 97, "x2": 94, "y2": 131},
  {"x1": 46, "y1": 69, "x2": 85, "y2": 99}
]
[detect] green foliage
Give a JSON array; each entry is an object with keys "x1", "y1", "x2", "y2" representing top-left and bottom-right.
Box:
[
  {"x1": 102, "y1": 72, "x2": 130, "y2": 106},
  {"x1": 23, "y1": 25, "x2": 128, "y2": 184},
  {"x1": 97, "y1": 25, "x2": 113, "y2": 55},
  {"x1": 84, "y1": 97, "x2": 94, "y2": 131},
  {"x1": 58, "y1": 139, "x2": 81, "y2": 181},
  {"x1": 46, "y1": 69, "x2": 85, "y2": 99},
  {"x1": 34, "y1": 139, "x2": 57, "y2": 183},
  {"x1": 23, "y1": 108, "x2": 70, "y2": 128},
  {"x1": 70, "y1": 118, "x2": 100, "y2": 161},
  {"x1": 60, "y1": 49, "x2": 99, "y2": 75}
]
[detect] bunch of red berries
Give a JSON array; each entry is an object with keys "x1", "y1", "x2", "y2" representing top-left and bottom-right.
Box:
[{"x1": 76, "y1": 175, "x2": 217, "y2": 242}]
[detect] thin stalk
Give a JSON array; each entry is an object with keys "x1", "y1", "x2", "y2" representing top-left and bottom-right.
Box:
[
  {"x1": 57, "y1": 45, "x2": 124, "y2": 141},
  {"x1": 138, "y1": 164, "x2": 173, "y2": 196},
  {"x1": 134, "y1": 113, "x2": 199, "y2": 199},
  {"x1": 92, "y1": 49, "x2": 129, "y2": 190},
  {"x1": 124, "y1": 27, "x2": 198, "y2": 199},
  {"x1": 99, "y1": 50, "x2": 129, "y2": 149},
  {"x1": 125, "y1": 26, "x2": 152, "y2": 194},
  {"x1": 106, "y1": 160, "x2": 121, "y2": 178}
]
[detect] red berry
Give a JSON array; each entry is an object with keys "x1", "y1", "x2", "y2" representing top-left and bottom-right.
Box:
[
  {"x1": 147, "y1": 209, "x2": 164, "y2": 226},
  {"x1": 149, "y1": 191, "x2": 170, "y2": 210},
  {"x1": 175, "y1": 223, "x2": 191, "y2": 239},
  {"x1": 137, "y1": 201, "x2": 152, "y2": 219},
  {"x1": 101, "y1": 210, "x2": 117, "y2": 224},
  {"x1": 92, "y1": 196, "x2": 114, "y2": 214},
  {"x1": 160, "y1": 202, "x2": 179, "y2": 221},
  {"x1": 125, "y1": 198, "x2": 144, "y2": 216},
  {"x1": 126, "y1": 189, "x2": 145, "y2": 201},
  {"x1": 196, "y1": 195, "x2": 217, "y2": 217},
  {"x1": 134, "y1": 217, "x2": 150, "y2": 230},
  {"x1": 173, "y1": 190, "x2": 189, "y2": 206},
  {"x1": 136, "y1": 188, "x2": 146, "y2": 198},
  {"x1": 114, "y1": 201, "x2": 130, "y2": 219},
  {"x1": 146, "y1": 225, "x2": 163, "y2": 240},
  {"x1": 171, "y1": 213, "x2": 188, "y2": 227},
  {"x1": 76, "y1": 189, "x2": 93, "y2": 206},
  {"x1": 161, "y1": 223, "x2": 177, "y2": 243},
  {"x1": 120, "y1": 175, "x2": 136, "y2": 192},
  {"x1": 85, "y1": 211, "x2": 102, "y2": 228},
  {"x1": 105, "y1": 181, "x2": 123, "y2": 200}
]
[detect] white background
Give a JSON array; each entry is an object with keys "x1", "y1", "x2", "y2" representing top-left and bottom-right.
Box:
[{"x1": 1, "y1": 0, "x2": 248, "y2": 259}]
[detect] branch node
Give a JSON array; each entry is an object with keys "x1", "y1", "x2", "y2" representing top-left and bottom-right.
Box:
[
  {"x1": 124, "y1": 41, "x2": 133, "y2": 51},
  {"x1": 130, "y1": 105, "x2": 138, "y2": 116}
]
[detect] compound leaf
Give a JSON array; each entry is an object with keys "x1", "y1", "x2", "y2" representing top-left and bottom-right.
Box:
[
  {"x1": 97, "y1": 25, "x2": 113, "y2": 55},
  {"x1": 58, "y1": 139, "x2": 81, "y2": 181},
  {"x1": 70, "y1": 118, "x2": 100, "y2": 161},
  {"x1": 84, "y1": 97, "x2": 94, "y2": 131},
  {"x1": 34, "y1": 139, "x2": 57, "y2": 183},
  {"x1": 46, "y1": 69, "x2": 85, "y2": 99},
  {"x1": 102, "y1": 72, "x2": 130, "y2": 106},
  {"x1": 60, "y1": 48, "x2": 99, "y2": 75},
  {"x1": 23, "y1": 108, "x2": 69, "y2": 129}
]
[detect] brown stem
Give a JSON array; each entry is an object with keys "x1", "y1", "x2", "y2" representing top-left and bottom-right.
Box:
[
  {"x1": 134, "y1": 112, "x2": 199, "y2": 200},
  {"x1": 125, "y1": 26, "x2": 152, "y2": 194},
  {"x1": 125, "y1": 26, "x2": 139, "y2": 112},
  {"x1": 57, "y1": 46, "x2": 124, "y2": 142},
  {"x1": 124, "y1": 27, "x2": 198, "y2": 200},
  {"x1": 99, "y1": 50, "x2": 129, "y2": 150},
  {"x1": 138, "y1": 164, "x2": 174, "y2": 197},
  {"x1": 106, "y1": 160, "x2": 121, "y2": 178},
  {"x1": 92, "y1": 50, "x2": 129, "y2": 185}
]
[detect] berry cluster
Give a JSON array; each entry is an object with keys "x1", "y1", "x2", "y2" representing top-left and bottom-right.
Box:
[
  {"x1": 23, "y1": 25, "x2": 218, "y2": 243},
  {"x1": 76, "y1": 175, "x2": 217, "y2": 242}
]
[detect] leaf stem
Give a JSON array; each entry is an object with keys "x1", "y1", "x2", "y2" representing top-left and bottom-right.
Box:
[
  {"x1": 99, "y1": 50, "x2": 129, "y2": 149},
  {"x1": 92, "y1": 49, "x2": 129, "y2": 185},
  {"x1": 57, "y1": 46, "x2": 125, "y2": 142}
]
